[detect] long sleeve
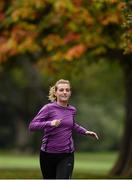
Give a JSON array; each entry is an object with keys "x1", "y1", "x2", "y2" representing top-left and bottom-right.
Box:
[
  {"x1": 29, "y1": 104, "x2": 51, "y2": 131},
  {"x1": 72, "y1": 107, "x2": 88, "y2": 135},
  {"x1": 73, "y1": 122, "x2": 88, "y2": 135}
]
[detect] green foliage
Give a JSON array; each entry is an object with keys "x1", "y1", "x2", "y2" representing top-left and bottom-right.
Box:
[
  {"x1": 122, "y1": 0, "x2": 132, "y2": 53},
  {"x1": 71, "y1": 60, "x2": 124, "y2": 151}
]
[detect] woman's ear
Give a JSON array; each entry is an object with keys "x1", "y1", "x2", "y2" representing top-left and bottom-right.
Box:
[{"x1": 54, "y1": 91, "x2": 57, "y2": 98}]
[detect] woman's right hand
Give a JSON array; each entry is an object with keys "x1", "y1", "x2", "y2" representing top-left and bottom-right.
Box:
[{"x1": 51, "y1": 119, "x2": 61, "y2": 127}]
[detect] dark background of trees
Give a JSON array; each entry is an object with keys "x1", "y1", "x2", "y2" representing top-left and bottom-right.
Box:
[
  {"x1": 0, "y1": 0, "x2": 132, "y2": 177},
  {"x1": 0, "y1": 59, "x2": 124, "y2": 153}
]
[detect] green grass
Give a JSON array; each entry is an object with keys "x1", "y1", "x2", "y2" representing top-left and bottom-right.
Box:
[
  {"x1": 0, "y1": 152, "x2": 118, "y2": 179},
  {"x1": 75, "y1": 152, "x2": 117, "y2": 173}
]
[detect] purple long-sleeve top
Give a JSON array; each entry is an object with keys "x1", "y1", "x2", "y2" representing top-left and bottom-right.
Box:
[{"x1": 29, "y1": 102, "x2": 88, "y2": 153}]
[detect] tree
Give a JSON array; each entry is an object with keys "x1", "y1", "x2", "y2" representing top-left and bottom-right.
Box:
[
  {"x1": 110, "y1": 0, "x2": 132, "y2": 176},
  {"x1": 0, "y1": 0, "x2": 132, "y2": 176}
]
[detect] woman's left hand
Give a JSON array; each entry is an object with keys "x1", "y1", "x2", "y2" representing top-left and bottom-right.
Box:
[{"x1": 85, "y1": 131, "x2": 99, "y2": 140}]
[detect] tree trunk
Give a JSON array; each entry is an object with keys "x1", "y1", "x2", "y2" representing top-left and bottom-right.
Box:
[
  {"x1": 15, "y1": 118, "x2": 29, "y2": 152},
  {"x1": 110, "y1": 58, "x2": 132, "y2": 177}
]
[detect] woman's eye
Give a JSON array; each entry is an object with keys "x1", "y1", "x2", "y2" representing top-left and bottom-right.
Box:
[
  {"x1": 59, "y1": 89, "x2": 64, "y2": 92},
  {"x1": 58, "y1": 88, "x2": 70, "y2": 92}
]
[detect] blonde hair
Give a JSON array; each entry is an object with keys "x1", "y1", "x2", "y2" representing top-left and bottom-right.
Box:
[{"x1": 48, "y1": 79, "x2": 71, "y2": 102}]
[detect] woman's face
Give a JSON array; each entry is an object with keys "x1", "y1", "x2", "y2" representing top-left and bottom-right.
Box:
[{"x1": 55, "y1": 83, "x2": 71, "y2": 103}]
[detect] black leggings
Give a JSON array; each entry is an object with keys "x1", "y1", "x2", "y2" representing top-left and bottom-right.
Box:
[{"x1": 40, "y1": 150, "x2": 74, "y2": 179}]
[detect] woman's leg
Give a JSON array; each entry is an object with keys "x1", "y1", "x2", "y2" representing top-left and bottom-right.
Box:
[
  {"x1": 39, "y1": 150, "x2": 56, "y2": 179},
  {"x1": 56, "y1": 153, "x2": 74, "y2": 179}
]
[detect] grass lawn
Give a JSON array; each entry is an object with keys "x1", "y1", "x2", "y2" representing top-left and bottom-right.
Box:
[{"x1": 0, "y1": 152, "x2": 118, "y2": 179}]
